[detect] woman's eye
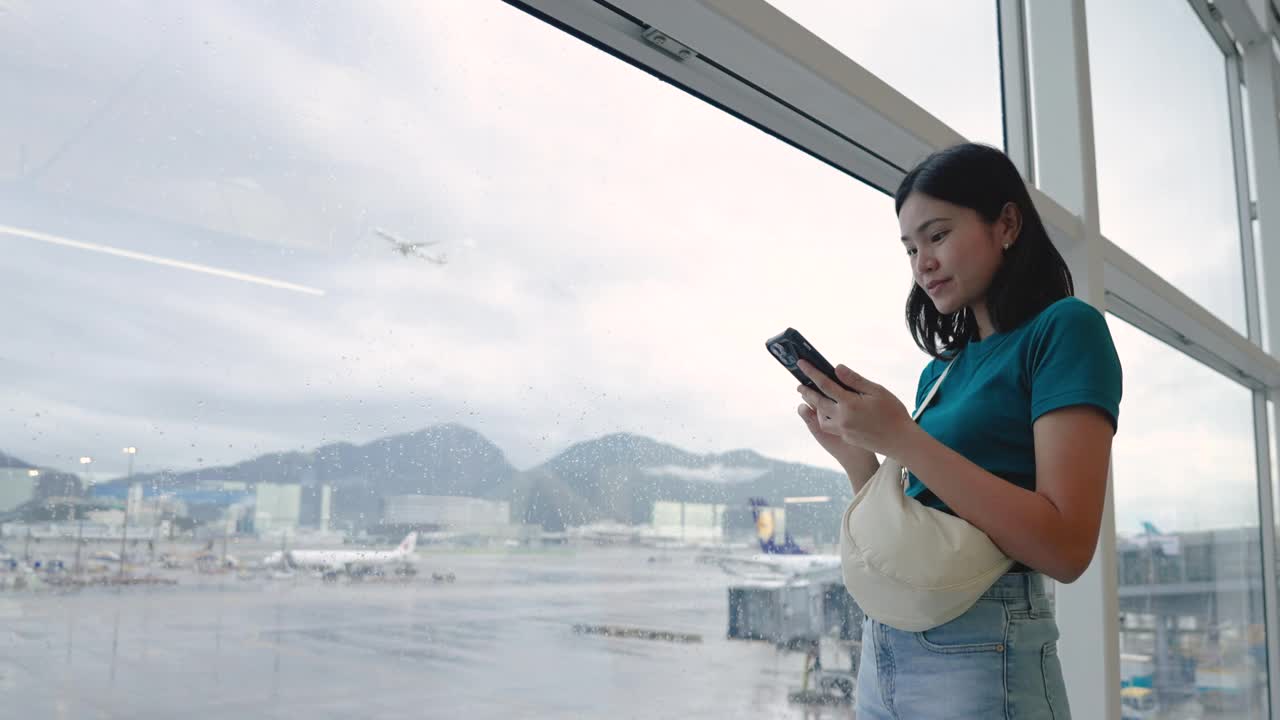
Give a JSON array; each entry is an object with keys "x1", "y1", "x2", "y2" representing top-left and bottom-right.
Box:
[
  {"x1": 905, "y1": 247, "x2": 917, "y2": 257},
  {"x1": 931, "y1": 230, "x2": 949, "y2": 243}
]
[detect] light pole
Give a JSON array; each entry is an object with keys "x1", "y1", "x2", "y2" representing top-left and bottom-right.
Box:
[
  {"x1": 76, "y1": 457, "x2": 93, "y2": 522},
  {"x1": 23, "y1": 473, "x2": 35, "y2": 565},
  {"x1": 77, "y1": 457, "x2": 92, "y2": 575},
  {"x1": 75, "y1": 520, "x2": 84, "y2": 576},
  {"x1": 120, "y1": 447, "x2": 137, "y2": 579},
  {"x1": 25, "y1": 469, "x2": 38, "y2": 547}
]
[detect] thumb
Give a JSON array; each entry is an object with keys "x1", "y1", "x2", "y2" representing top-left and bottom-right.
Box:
[{"x1": 834, "y1": 364, "x2": 874, "y2": 393}]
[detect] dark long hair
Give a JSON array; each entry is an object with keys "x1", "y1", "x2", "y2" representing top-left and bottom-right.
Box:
[{"x1": 895, "y1": 143, "x2": 1073, "y2": 358}]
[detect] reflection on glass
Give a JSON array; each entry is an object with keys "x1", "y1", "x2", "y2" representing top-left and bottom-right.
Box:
[
  {"x1": 1087, "y1": 0, "x2": 1247, "y2": 334},
  {"x1": 766, "y1": 0, "x2": 1003, "y2": 147},
  {"x1": 1108, "y1": 316, "x2": 1268, "y2": 718},
  {"x1": 0, "y1": 2, "x2": 935, "y2": 717}
]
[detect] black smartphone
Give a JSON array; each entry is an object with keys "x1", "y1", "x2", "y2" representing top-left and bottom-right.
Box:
[{"x1": 765, "y1": 328, "x2": 858, "y2": 402}]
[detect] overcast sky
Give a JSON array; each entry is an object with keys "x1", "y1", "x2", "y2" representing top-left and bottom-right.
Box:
[{"x1": 0, "y1": 1, "x2": 1268, "y2": 535}]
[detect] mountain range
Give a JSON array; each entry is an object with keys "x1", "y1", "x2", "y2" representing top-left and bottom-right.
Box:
[{"x1": 3, "y1": 424, "x2": 851, "y2": 533}]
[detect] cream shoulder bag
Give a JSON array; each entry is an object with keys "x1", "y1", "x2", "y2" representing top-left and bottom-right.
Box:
[{"x1": 838, "y1": 354, "x2": 1015, "y2": 632}]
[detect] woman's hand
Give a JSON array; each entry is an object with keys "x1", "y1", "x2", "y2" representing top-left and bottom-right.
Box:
[
  {"x1": 795, "y1": 360, "x2": 914, "y2": 459},
  {"x1": 796, "y1": 397, "x2": 872, "y2": 474}
]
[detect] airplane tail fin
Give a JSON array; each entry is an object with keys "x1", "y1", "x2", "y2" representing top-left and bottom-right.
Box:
[
  {"x1": 398, "y1": 532, "x2": 418, "y2": 556},
  {"x1": 748, "y1": 498, "x2": 807, "y2": 555},
  {"x1": 1141, "y1": 521, "x2": 1161, "y2": 536},
  {"x1": 749, "y1": 498, "x2": 776, "y2": 552}
]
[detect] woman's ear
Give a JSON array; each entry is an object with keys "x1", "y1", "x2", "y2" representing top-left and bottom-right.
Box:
[{"x1": 999, "y1": 201, "x2": 1022, "y2": 248}]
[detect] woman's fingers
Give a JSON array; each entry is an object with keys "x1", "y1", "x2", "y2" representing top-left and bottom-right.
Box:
[
  {"x1": 800, "y1": 401, "x2": 837, "y2": 431},
  {"x1": 796, "y1": 384, "x2": 837, "y2": 419},
  {"x1": 834, "y1": 364, "x2": 879, "y2": 396},
  {"x1": 796, "y1": 361, "x2": 849, "y2": 405},
  {"x1": 797, "y1": 403, "x2": 816, "y2": 425},
  {"x1": 797, "y1": 404, "x2": 825, "y2": 432}
]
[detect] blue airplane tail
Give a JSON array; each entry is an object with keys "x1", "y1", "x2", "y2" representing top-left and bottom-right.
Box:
[
  {"x1": 749, "y1": 498, "x2": 808, "y2": 555},
  {"x1": 1141, "y1": 521, "x2": 1162, "y2": 536}
]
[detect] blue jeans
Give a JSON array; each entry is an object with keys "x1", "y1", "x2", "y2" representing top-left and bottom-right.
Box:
[{"x1": 855, "y1": 572, "x2": 1070, "y2": 719}]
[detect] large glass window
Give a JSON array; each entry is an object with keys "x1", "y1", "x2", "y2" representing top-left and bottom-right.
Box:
[
  {"x1": 1087, "y1": 0, "x2": 1248, "y2": 335},
  {"x1": 1272, "y1": 399, "x2": 1280, "y2": 644},
  {"x1": 0, "y1": 3, "x2": 935, "y2": 717},
  {"x1": 765, "y1": 0, "x2": 1004, "y2": 148},
  {"x1": 1109, "y1": 316, "x2": 1268, "y2": 718}
]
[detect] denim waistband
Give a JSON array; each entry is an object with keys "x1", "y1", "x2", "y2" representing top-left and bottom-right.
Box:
[{"x1": 979, "y1": 571, "x2": 1047, "y2": 601}]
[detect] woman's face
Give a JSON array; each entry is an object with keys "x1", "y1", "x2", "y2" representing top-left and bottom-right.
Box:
[{"x1": 898, "y1": 192, "x2": 1013, "y2": 316}]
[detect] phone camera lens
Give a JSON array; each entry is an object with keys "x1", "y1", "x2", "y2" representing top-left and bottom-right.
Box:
[{"x1": 770, "y1": 343, "x2": 797, "y2": 366}]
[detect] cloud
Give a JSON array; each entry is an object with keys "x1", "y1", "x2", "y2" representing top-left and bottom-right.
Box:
[
  {"x1": 1107, "y1": 317, "x2": 1262, "y2": 532},
  {"x1": 1087, "y1": 0, "x2": 1248, "y2": 332},
  {"x1": 641, "y1": 464, "x2": 770, "y2": 484}
]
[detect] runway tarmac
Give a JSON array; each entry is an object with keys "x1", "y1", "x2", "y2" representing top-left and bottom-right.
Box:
[{"x1": 0, "y1": 546, "x2": 855, "y2": 719}]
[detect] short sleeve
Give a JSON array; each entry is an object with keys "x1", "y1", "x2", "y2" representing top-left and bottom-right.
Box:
[{"x1": 1027, "y1": 298, "x2": 1123, "y2": 431}]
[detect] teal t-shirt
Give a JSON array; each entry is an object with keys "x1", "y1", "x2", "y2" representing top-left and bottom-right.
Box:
[{"x1": 905, "y1": 297, "x2": 1123, "y2": 512}]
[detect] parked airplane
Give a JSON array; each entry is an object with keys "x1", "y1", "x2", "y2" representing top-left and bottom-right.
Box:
[
  {"x1": 715, "y1": 499, "x2": 841, "y2": 582},
  {"x1": 263, "y1": 532, "x2": 418, "y2": 579},
  {"x1": 1128, "y1": 521, "x2": 1181, "y2": 556}
]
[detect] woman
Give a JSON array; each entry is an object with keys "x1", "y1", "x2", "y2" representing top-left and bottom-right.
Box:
[{"x1": 794, "y1": 143, "x2": 1122, "y2": 718}]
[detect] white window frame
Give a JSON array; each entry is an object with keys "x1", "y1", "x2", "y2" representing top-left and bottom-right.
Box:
[{"x1": 1215, "y1": 1, "x2": 1280, "y2": 715}]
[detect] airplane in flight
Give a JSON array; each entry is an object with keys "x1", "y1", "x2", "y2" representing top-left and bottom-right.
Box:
[
  {"x1": 263, "y1": 532, "x2": 418, "y2": 579},
  {"x1": 375, "y1": 227, "x2": 448, "y2": 265},
  {"x1": 715, "y1": 498, "x2": 841, "y2": 583}
]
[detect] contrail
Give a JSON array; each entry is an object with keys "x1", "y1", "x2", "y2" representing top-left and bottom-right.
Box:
[{"x1": 0, "y1": 223, "x2": 326, "y2": 296}]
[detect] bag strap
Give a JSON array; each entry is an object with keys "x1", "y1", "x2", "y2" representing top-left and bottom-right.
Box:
[
  {"x1": 899, "y1": 353, "x2": 961, "y2": 489},
  {"x1": 911, "y1": 353, "x2": 959, "y2": 422}
]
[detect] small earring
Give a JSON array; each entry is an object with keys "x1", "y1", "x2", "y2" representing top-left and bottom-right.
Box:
[{"x1": 1002, "y1": 243, "x2": 1011, "y2": 251}]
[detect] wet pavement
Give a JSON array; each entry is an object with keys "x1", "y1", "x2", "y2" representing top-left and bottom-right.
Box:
[{"x1": 0, "y1": 546, "x2": 856, "y2": 719}]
